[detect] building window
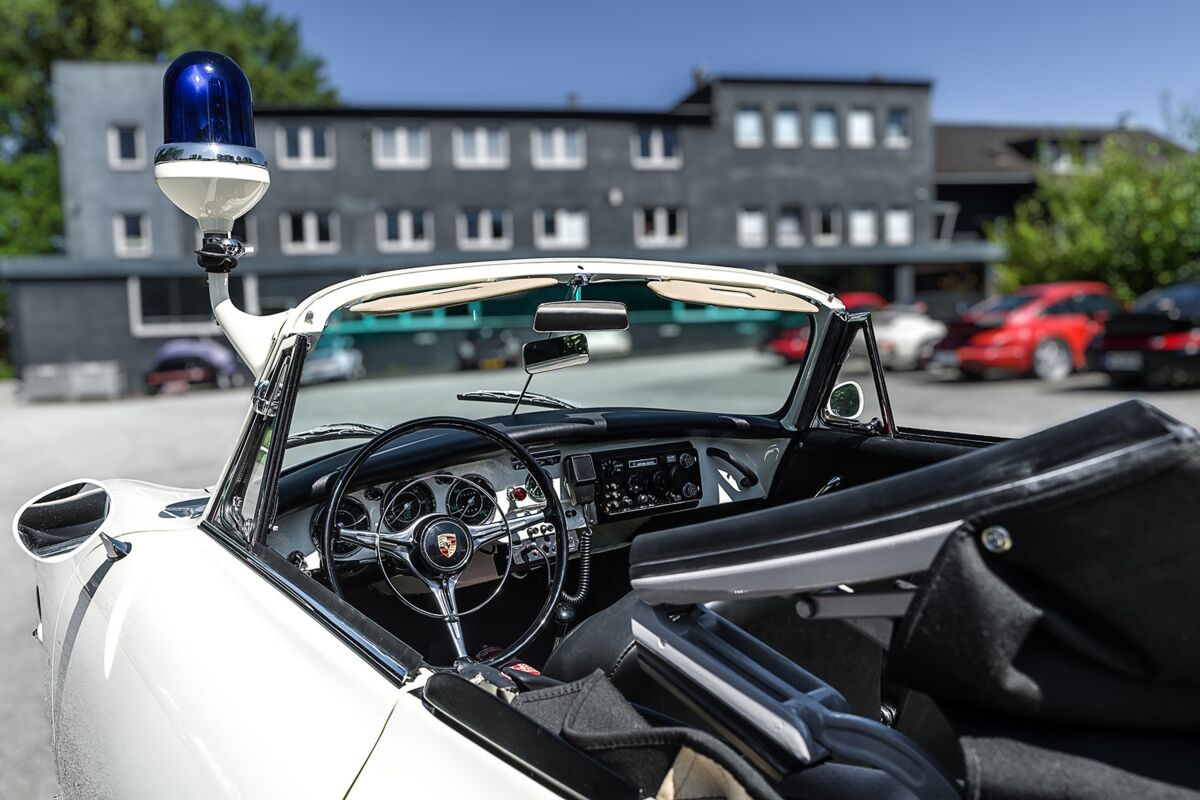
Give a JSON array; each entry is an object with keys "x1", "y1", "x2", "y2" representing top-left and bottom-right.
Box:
[
  {"x1": 376, "y1": 209, "x2": 433, "y2": 252},
  {"x1": 884, "y1": 207, "x2": 914, "y2": 245},
  {"x1": 847, "y1": 108, "x2": 875, "y2": 149},
  {"x1": 277, "y1": 125, "x2": 335, "y2": 169},
  {"x1": 734, "y1": 107, "x2": 764, "y2": 148},
  {"x1": 811, "y1": 108, "x2": 838, "y2": 149},
  {"x1": 194, "y1": 216, "x2": 256, "y2": 256},
  {"x1": 280, "y1": 211, "x2": 339, "y2": 254},
  {"x1": 531, "y1": 127, "x2": 586, "y2": 169},
  {"x1": 634, "y1": 207, "x2": 686, "y2": 248},
  {"x1": 453, "y1": 127, "x2": 509, "y2": 169},
  {"x1": 773, "y1": 107, "x2": 801, "y2": 148},
  {"x1": 631, "y1": 126, "x2": 682, "y2": 169},
  {"x1": 107, "y1": 125, "x2": 145, "y2": 170},
  {"x1": 848, "y1": 207, "x2": 878, "y2": 247},
  {"x1": 127, "y1": 274, "x2": 258, "y2": 337},
  {"x1": 776, "y1": 206, "x2": 803, "y2": 246},
  {"x1": 534, "y1": 208, "x2": 589, "y2": 250},
  {"x1": 457, "y1": 208, "x2": 512, "y2": 250},
  {"x1": 812, "y1": 206, "x2": 841, "y2": 247},
  {"x1": 372, "y1": 126, "x2": 430, "y2": 169},
  {"x1": 736, "y1": 208, "x2": 767, "y2": 248},
  {"x1": 113, "y1": 213, "x2": 151, "y2": 258},
  {"x1": 884, "y1": 108, "x2": 912, "y2": 149}
]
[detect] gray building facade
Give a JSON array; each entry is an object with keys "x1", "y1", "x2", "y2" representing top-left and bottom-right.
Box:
[{"x1": 2, "y1": 61, "x2": 999, "y2": 391}]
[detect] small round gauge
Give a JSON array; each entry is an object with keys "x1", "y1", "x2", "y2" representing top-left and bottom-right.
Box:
[
  {"x1": 524, "y1": 472, "x2": 546, "y2": 503},
  {"x1": 447, "y1": 475, "x2": 496, "y2": 525},
  {"x1": 311, "y1": 497, "x2": 370, "y2": 556},
  {"x1": 382, "y1": 481, "x2": 436, "y2": 530}
]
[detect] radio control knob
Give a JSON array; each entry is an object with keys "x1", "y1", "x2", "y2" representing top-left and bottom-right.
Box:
[
  {"x1": 682, "y1": 482, "x2": 699, "y2": 499},
  {"x1": 680, "y1": 452, "x2": 697, "y2": 469}
]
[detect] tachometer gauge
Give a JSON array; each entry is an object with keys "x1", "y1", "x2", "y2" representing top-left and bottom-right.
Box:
[
  {"x1": 524, "y1": 472, "x2": 546, "y2": 503},
  {"x1": 447, "y1": 475, "x2": 495, "y2": 525},
  {"x1": 311, "y1": 497, "x2": 370, "y2": 556},
  {"x1": 382, "y1": 481, "x2": 436, "y2": 530}
]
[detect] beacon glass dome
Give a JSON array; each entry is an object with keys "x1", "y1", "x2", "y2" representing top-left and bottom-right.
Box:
[{"x1": 154, "y1": 51, "x2": 271, "y2": 241}]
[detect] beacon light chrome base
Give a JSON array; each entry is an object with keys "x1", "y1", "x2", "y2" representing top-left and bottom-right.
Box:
[{"x1": 153, "y1": 145, "x2": 270, "y2": 247}]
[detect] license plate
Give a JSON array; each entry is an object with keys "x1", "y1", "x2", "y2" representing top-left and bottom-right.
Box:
[
  {"x1": 932, "y1": 350, "x2": 960, "y2": 367},
  {"x1": 1103, "y1": 352, "x2": 1143, "y2": 371},
  {"x1": 478, "y1": 357, "x2": 506, "y2": 370}
]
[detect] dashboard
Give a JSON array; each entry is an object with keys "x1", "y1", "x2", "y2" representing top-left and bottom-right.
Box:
[{"x1": 269, "y1": 431, "x2": 787, "y2": 577}]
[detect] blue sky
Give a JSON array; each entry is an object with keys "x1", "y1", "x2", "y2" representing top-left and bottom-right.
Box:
[{"x1": 261, "y1": 0, "x2": 1200, "y2": 132}]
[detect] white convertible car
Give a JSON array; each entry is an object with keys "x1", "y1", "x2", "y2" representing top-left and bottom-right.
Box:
[{"x1": 13, "y1": 52, "x2": 1199, "y2": 800}]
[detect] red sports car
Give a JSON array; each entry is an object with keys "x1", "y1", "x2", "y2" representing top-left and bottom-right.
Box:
[
  {"x1": 762, "y1": 293, "x2": 887, "y2": 364},
  {"x1": 929, "y1": 281, "x2": 1120, "y2": 381}
]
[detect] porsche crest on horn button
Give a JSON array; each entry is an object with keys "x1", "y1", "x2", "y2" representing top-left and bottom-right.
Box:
[{"x1": 438, "y1": 532, "x2": 458, "y2": 558}]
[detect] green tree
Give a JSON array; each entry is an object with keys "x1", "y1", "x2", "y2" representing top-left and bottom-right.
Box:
[
  {"x1": 0, "y1": 0, "x2": 336, "y2": 255},
  {"x1": 988, "y1": 139, "x2": 1200, "y2": 302}
]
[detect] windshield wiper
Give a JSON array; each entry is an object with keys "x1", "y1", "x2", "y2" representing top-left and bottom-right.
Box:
[
  {"x1": 285, "y1": 422, "x2": 385, "y2": 448},
  {"x1": 456, "y1": 389, "x2": 579, "y2": 411}
]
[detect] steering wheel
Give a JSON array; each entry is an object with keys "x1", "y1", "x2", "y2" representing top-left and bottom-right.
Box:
[{"x1": 320, "y1": 417, "x2": 570, "y2": 667}]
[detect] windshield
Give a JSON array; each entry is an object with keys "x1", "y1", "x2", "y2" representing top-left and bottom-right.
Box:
[{"x1": 285, "y1": 279, "x2": 812, "y2": 464}]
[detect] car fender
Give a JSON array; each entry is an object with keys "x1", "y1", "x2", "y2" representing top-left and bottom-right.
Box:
[{"x1": 16, "y1": 479, "x2": 403, "y2": 799}]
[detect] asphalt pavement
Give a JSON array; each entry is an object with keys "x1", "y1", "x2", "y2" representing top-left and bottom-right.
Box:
[{"x1": 1, "y1": 357, "x2": 1198, "y2": 797}]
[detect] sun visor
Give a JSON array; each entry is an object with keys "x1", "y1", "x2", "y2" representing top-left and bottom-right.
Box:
[
  {"x1": 647, "y1": 279, "x2": 817, "y2": 313},
  {"x1": 350, "y1": 277, "x2": 558, "y2": 315}
]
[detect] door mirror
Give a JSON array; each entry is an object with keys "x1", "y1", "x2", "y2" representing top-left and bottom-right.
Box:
[
  {"x1": 534, "y1": 300, "x2": 629, "y2": 333},
  {"x1": 826, "y1": 381, "x2": 864, "y2": 420},
  {"x1": 524, "y1": 333, "x2": 589, "y2": 374}
]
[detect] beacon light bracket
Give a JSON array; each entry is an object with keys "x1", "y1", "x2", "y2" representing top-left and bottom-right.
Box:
[{"x1": 152, "y1": 51, "x2": 283, "y2": 377}]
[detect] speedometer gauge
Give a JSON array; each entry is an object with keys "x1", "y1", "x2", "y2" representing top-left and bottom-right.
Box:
[
  {"x1": 382, "y1": 481, "x2": 435, "y2": 530},
  {"x1": 447, "y1": 475, "x2": 495, "y2": 525},
  {"x1": 311, "y1": 498, "x2": 370, "y2": 557}
]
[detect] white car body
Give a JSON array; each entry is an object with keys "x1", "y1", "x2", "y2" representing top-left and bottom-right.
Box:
[
  {"x1": 14, "y1": 258, "x2": 838, "y2": 799},
  {"x1": 872, "y1": 307, "x2": 948, "y2": 371}
]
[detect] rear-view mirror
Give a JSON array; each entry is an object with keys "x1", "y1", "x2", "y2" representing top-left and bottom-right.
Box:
[
  {"x1": 826, "y1": 381, "x2": 864, "y2": 420},
  {"x1": 524, "y1": 333, "x2": 590, "y2": 374},
  {"x1": 533, "y1": 301, "x2": 628, "y2": 332}
]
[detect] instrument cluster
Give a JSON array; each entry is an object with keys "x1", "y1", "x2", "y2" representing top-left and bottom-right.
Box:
[{"x1": 309, "y1": 472, "x2": 501, "y2": 558}]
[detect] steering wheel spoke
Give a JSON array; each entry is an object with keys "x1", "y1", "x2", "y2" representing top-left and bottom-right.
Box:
[
  {"x1": 426, "y1": 574, "x2": 468, "y2": 660},
  {"x1": 335, "y1": 526, "x2": 414, "y2": 552},
  {"x1": 471, "y1": 507, "x2": 547, "y2": 547}
]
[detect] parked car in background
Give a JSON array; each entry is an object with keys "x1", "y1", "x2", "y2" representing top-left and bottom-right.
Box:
[
  {"x1": 837, "y1": 291, "x2": 889, "y2": 312},
  {"x1": 144, "y1": 338, "x2": 244, "y2": 394},
  {"x1": 761, "y1": 295, "x2": 885, "y2": 365},
  {"x1": 457, "y1": 327, "x2": 521, "y2": 370},
  {"x1": 301, "y1": 335, "x2": 366, "y2": 385},
  {"x1": 929, "y1": 281, "x2": 1120, "y2": 381},
  {"x1": 873, "y1": 304, "x2": 948, "y2": 371},
  {"x1": 1087, "y1": 282, "x2": 1200, "y2": 387}
]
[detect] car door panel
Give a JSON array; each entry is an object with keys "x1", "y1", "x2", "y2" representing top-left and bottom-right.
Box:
[
  {"x1": 770, "y1": 428, "x2": 992, "y2": 503},
  {"x1": 50, "y1": 526, "x2": 401, "y2": 800}
]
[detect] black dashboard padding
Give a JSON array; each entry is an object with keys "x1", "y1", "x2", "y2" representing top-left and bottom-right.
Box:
[
  {"x1": 278, "y1": 407, "x2": 783, "y2": 512},
  {"x1": 631, "y1": 400, "x2": 1194, "y2": 583}
]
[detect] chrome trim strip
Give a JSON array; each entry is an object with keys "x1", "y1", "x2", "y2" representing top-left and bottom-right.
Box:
[
  {"x1": 631, "y1": 617, "x2": 814, "y2": 762},
  {"x1": 155, "y1": 142, "x2": 268, "y2": 167}
]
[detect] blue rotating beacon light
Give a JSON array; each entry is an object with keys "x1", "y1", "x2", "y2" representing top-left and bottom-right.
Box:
[{"x1": 154, "y1": 51, "x2": 270, "y2": 272}]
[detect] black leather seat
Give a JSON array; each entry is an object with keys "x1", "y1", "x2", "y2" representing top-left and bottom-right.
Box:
[{"x1": 543, "y1": 592, "x2": 643, "y2": 686}]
